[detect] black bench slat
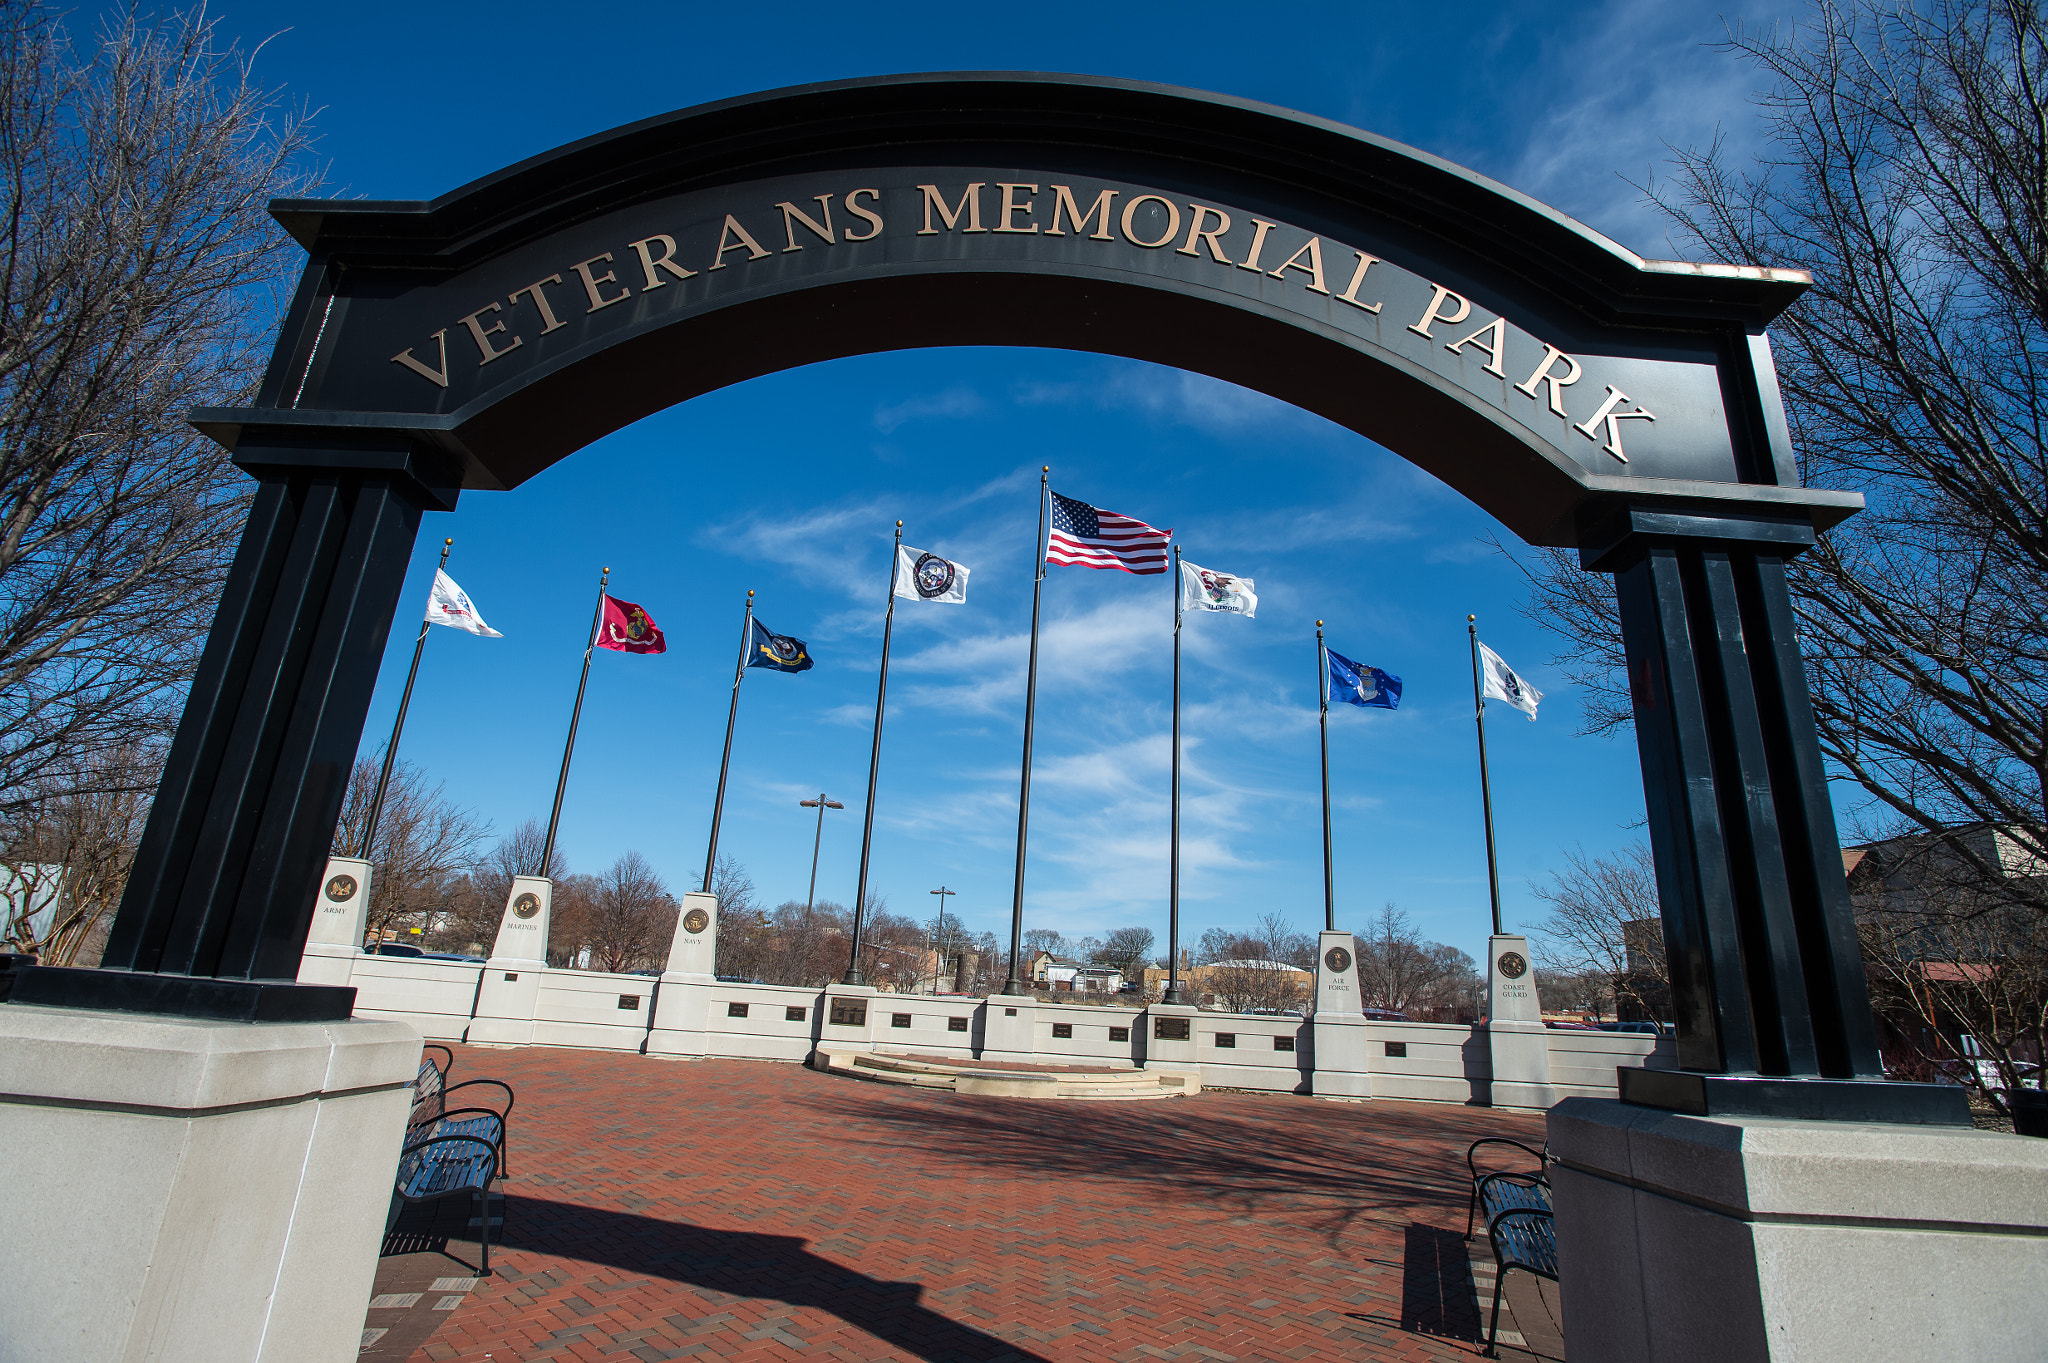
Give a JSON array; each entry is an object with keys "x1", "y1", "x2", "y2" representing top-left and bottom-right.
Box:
[
  {"x1": 392, "y1": 1134, "x2": 500, "y2": 1275},
  {"x1": 1482, "y1": 1207, "x2": 1558, "y2": 1357}
]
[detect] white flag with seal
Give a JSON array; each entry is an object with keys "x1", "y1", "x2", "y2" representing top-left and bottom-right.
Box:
[
  {"x1": 895, "y1": 545, "x2": 969, "y2": 604},
  {"x1": 1478, "y1": 641, "x2": 1541, "y2": 720},
  {"x1": 424, "y1": 569, "x2": 503, "y2": 637},
  {"x1": 1179, "y1": 560, "x2": 1257, "y2": 618}
]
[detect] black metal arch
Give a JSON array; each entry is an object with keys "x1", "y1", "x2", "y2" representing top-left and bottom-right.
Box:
[{"x1": 15, "y1": 74, "x2": 1891, "y2": 1094}]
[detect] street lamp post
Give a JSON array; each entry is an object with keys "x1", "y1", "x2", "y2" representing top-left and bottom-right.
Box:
[
  {"x1": 929, "y1": 885, "x2": 956, "y2": 993},
  {"x1": 799, "y1": 794, "x2": 844, "y2": 915}
]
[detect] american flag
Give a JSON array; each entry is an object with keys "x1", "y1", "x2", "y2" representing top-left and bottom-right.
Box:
[{"x1": 1046, "y1": 491, "x2": 1173, "y2": 574}]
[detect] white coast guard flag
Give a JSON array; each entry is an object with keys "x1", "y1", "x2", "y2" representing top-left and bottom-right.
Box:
[
  {"x1": 424, "y1": 570, "x2": 503, "y2": 637},
  {"x1": 1179, "y1": 560, "x2": 1257, "y2": 618},
  {"x1": 1478, "y1": 641, "x2": 1541, "y2": 720},
  {"x1": 895, "y1": 545, "x2": 970, "y2": 604}
]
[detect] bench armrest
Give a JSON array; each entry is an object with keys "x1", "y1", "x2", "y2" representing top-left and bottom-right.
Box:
[
  {"x1": 1466, "y1": 1136, "x2": 1546, "y2": 1184},
  {"x1": 442, "y1": 1078, "x2": 515, "y2": 1119}
]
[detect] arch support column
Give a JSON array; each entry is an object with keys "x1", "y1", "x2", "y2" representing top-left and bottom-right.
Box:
[
  {"x1": 1584, "y1": 505, "x2": 1882, "y2": 1082},
  {"x1": 9, "y1": 439, "x2": 458, "y2": 1021}
]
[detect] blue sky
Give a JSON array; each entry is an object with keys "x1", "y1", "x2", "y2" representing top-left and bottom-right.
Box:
[{"x1": 203, "y1": 0, "x2": 1796, "y2": 966}]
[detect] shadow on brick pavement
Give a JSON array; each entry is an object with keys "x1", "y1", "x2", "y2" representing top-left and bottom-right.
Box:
[{"x1": 371, "y1": 1047, "x2": 1558, "y2": 1362}]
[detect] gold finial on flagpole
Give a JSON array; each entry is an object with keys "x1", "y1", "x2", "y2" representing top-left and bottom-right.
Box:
[
  {"x1": 444, "y1": 537, "x2": 453, "y2": 546},
  {"x1": 1468, "y1": 614, "x2": 1476, "y2": 622}
]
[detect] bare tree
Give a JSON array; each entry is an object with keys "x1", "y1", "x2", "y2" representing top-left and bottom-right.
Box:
[
  {"x1": 1022, "y1": 927, "x2": 1067, "y2": 958},
  {"x1": 1511, "y1": 1, "x2": 2046, "y2": 911},
  {"x1": 0, "y1": 6, "x2": 318, "y2": 809},
  {"x1": 710, "y1": 854, "x2": 754, "y2": 919},
  {"x1": 1356, "y1": 903, "x2": 1477, "y2": 1016},
  {"x1": 547, "y1": 872, "x2": 598, "y2": 968},
  {"x1": 0, "y1": 740, "x2": 157, "y2": 963},
  {"x1": 330, "y1": 756, "x2": 487, "y2": 947},
  {"x1": 430, "y1": 817, "x2": 566, "y2": 954},
  {"x1": 1852, "y1": 829, "x2": 2046, "y2": 1114},
  {"x1": 584, "y1": 851, "x2": 674, "y2": 974},
  {"x1": 1526, "y1": 844, "x2": 1669, "y2": 1021},
  {"x1": 1092, "y1": 926, "x2": 1155, "y2": 979}
]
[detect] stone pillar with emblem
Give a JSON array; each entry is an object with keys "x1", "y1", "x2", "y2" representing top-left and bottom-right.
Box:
[
  {"x1": 644, "y1": 890, "x2": 718, "y2": 1057},
  {"x1": 1310, "y1": 930, "x2": 1371, "y2": 1098},
  {"x1": 467, "y1": 876, "x2": 552, "y2": 1045},
  {"x1": 1485, "y1": 934, "x2": 1553, "y2": 1109},
  {"x1": 297, "y1": 855, "x2": 372, "y2": 987}
]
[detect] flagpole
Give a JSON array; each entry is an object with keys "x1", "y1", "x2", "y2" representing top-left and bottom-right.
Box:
[
  {"x1": 360, "y1": 536, "x2": 453, "y2": 859},
  {"x1": 845, "y1": 521, "x2": 903, "y2": 985},
  {"x1": 1318, "y1": 620, "x2": 1334, "y2": 932},
  {"x1": 702, "y1": 589, "x2": 755, "y2": 892},
  {"x1": 1469, "y1": 614, "x2": 1503, "y2": 937},
  {"x1": 1164, "y1": 543, "x2": 1187, "y2": 1006},
  {"x1": 1002, "y1": 467, "x2": 1050, "y2": 996},
  {"x1": 540, "y1": 566, "x2": 609, "y2": 877}
]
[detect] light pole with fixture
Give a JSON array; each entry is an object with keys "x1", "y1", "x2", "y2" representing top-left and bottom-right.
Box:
[
  {"x1": 799, "y1": 794, "x2": 844, "y2": 915},
  {"x1": 929, "y1": 886, "x2": 957, "y2": 994}
]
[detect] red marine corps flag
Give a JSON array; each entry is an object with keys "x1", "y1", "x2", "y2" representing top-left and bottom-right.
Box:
[{"x1": 597, "y1": 595, "x2": 666, "y2": 653}]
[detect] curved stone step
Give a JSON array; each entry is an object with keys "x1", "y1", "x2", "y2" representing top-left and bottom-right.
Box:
[{"x1": 809, "y1": 1044, "x2": 1194, "y2": 1099}]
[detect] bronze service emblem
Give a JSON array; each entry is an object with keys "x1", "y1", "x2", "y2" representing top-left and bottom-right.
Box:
[
  {"x1": 512, "y1": 892, "x2": 541, "y2": 920},
  {"x1": 1323, "y1": 946, "x2": 1352, "y2": 974},
  {"x1": 1497, "y1": 951, "x2": 1528, "y2": 980},
  {"x1": 682, "y1": 907, "x2": 710, "y2": 934},
  {"x1": 325, "y1": 874, "x2": 358, "y2": 902}
]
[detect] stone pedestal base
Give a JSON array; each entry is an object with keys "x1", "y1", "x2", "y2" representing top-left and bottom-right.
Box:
[
  {"x1": 0, "y1": 1004, "x2": 421, "y2": 1362},
  {"x1": 980, "y1": 995, "x2": 1037, "y2": 1063},
  {"x1": 1548, "y1": 1096, "x2": 2048, "y2": 1363},
  {"x1": 1311, "y1": 1013, "x2": 1372, "y2": 1098}
]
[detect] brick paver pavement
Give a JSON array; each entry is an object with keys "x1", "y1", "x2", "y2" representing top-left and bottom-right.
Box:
[{"x1": 386, "y1": 1045, "x2": 1556, "y2": 1363}]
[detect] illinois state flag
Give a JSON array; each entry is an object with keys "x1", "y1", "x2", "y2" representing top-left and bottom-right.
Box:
[{"x1": 597, "y1": 596, "x2": 665, "y2": 654}]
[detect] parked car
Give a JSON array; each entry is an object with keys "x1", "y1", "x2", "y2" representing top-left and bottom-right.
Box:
[
  {"x1": 1598, "y1": 1020, "x2": 1665, "y2": 1035},
  {"x1": 1362, "y1": 1008, "x2": 1409, "y2": 1022},
  {"x1": 421, "y1": 952, "x2": 485, "y2": 963},
  {"x1": 365, "y1": 942, "x2": 424, "y2": 957},
  {"x1": 1543, "y1": 1020, "x2": 1597, "y2": 1030}
]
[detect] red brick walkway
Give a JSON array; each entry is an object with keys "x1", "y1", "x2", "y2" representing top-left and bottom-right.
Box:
[{"x1": 389, "y1": 1045, "x2": 1553, "y2": 1362}]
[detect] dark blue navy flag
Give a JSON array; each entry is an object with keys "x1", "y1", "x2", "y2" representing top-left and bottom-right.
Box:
[
  {"x1": 747, "y1": 618, "x2": 813, "y2": 673},
  {"x1": 1328, "y1": 649, "x2": 1400, "y2": 709}
]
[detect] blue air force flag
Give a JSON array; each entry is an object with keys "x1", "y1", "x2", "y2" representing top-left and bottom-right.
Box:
[
  {"x1": 1478, "y1": 641, "x2": 1541, "y2": 720},
  {"x1": 894, "y1": 545, "x2": 969, "y2": 604},
  {"x1": 1328, "y1": 649, "x2": 1401, "y2": 709},
  {"x1": 747, "y1": 618, "x2": 814, "y2": 673}
]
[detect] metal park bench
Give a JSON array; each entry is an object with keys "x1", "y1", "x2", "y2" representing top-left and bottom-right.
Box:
[
  {"x1": 406, "y1": 1048, "x2": 515, "y2": 1176},
  {"x1": 1464, "y1": 1137, "x2": 1550, "y2": 1240},
  {"x1": 1461, "y1": 1137, "x2": 1557, "y2": 1357},
  {"x1": 392, "y1": 1134, "x2": 501, "y2": 1275},
  {"x1": 1481, "y1": 1204, "x2": 1558, "y2": 1357}
]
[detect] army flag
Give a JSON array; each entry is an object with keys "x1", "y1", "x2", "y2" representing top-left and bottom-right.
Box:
[
  {"x1": 895, "y1": 545, "x2": 969, "y2": 604},
  {"x1": 423, "y1": 570, "x2": 502, "y2": 637},
  {"x1": 748, "y1": 618, "x2": 814, "y2": 672},
  {"x1": 597, "y1": 596, "x2": 666, "y2": 654},
  {"x1": 1478, "y1": 641, "x2": 1541, "y2": 720},
  {"x1": 1178, "y1": 560, "x2": 1257, "y2": 617}
]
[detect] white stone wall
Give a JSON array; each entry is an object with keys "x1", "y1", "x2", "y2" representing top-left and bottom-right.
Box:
[{"x1": 316, "y1": 951, "x2": 1671, "y2": 1104}]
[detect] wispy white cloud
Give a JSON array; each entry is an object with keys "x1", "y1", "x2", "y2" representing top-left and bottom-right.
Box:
[
  {"x1": 873, "y1": 385, "x2": 986, "y2": 434},
  {"x1": 1496, "y1": 0, "x2": 1785, "y2": 257},
  {"x1": 1014, "y1": 363, "x2": 1331, "y2": 441}
]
